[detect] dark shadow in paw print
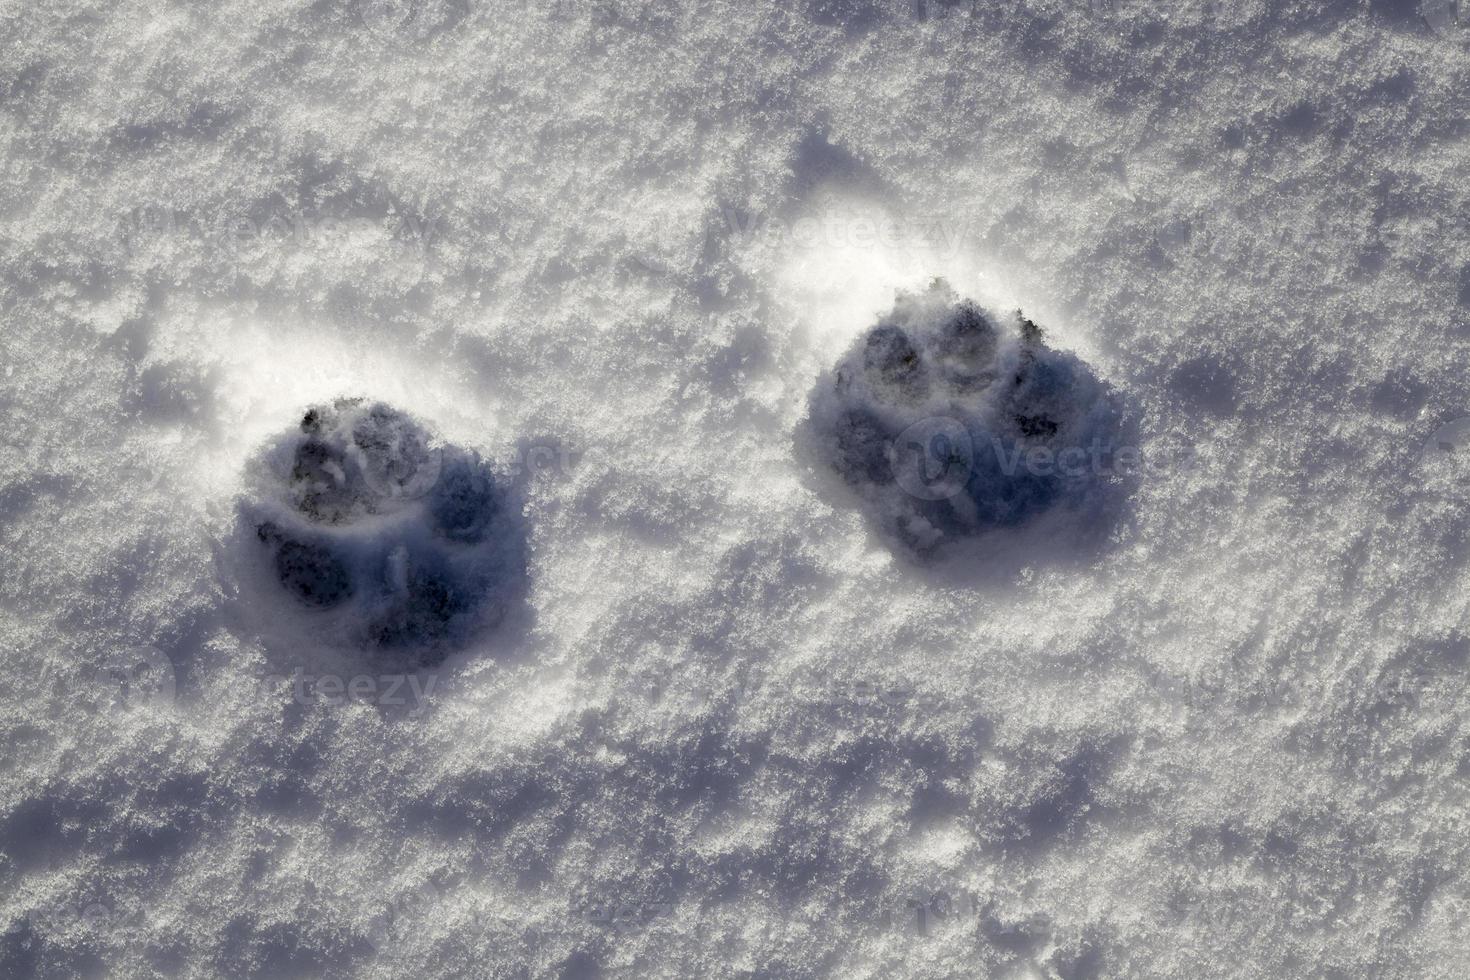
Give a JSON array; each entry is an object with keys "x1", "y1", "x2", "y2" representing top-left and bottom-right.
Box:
[
  {"x1": 228, "y1": 399, "x2": 528, "y2": 682},
  {"x1": 263, "y1": 530, "x2": 354, "y2": 609},
  {"x1": 799, "y1": 280, "x2": 1130, "y2": 564},
  {"x1": 863, "y1": 322, "x2": 931, "y2": 401},
  {"x1": 429, "y1": 454, "x2": 499, "y2": 544}
]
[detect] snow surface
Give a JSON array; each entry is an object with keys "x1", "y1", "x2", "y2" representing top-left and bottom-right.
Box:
[{"x1": 5, "y1": 0, "x2": 1470, "y2": 976}]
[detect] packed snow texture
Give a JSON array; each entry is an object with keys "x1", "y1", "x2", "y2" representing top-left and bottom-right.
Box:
[
  {"x1": 4, "y1": 0, "x2": 1470, "y2": 977},
  {"x1": 803, "y1": 280, "x2": 1123, "y2": 557}
]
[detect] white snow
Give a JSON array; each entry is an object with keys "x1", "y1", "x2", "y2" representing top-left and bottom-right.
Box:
[{"x1": 4, "y1": 0, "x2": 1470, "y2": 976}]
